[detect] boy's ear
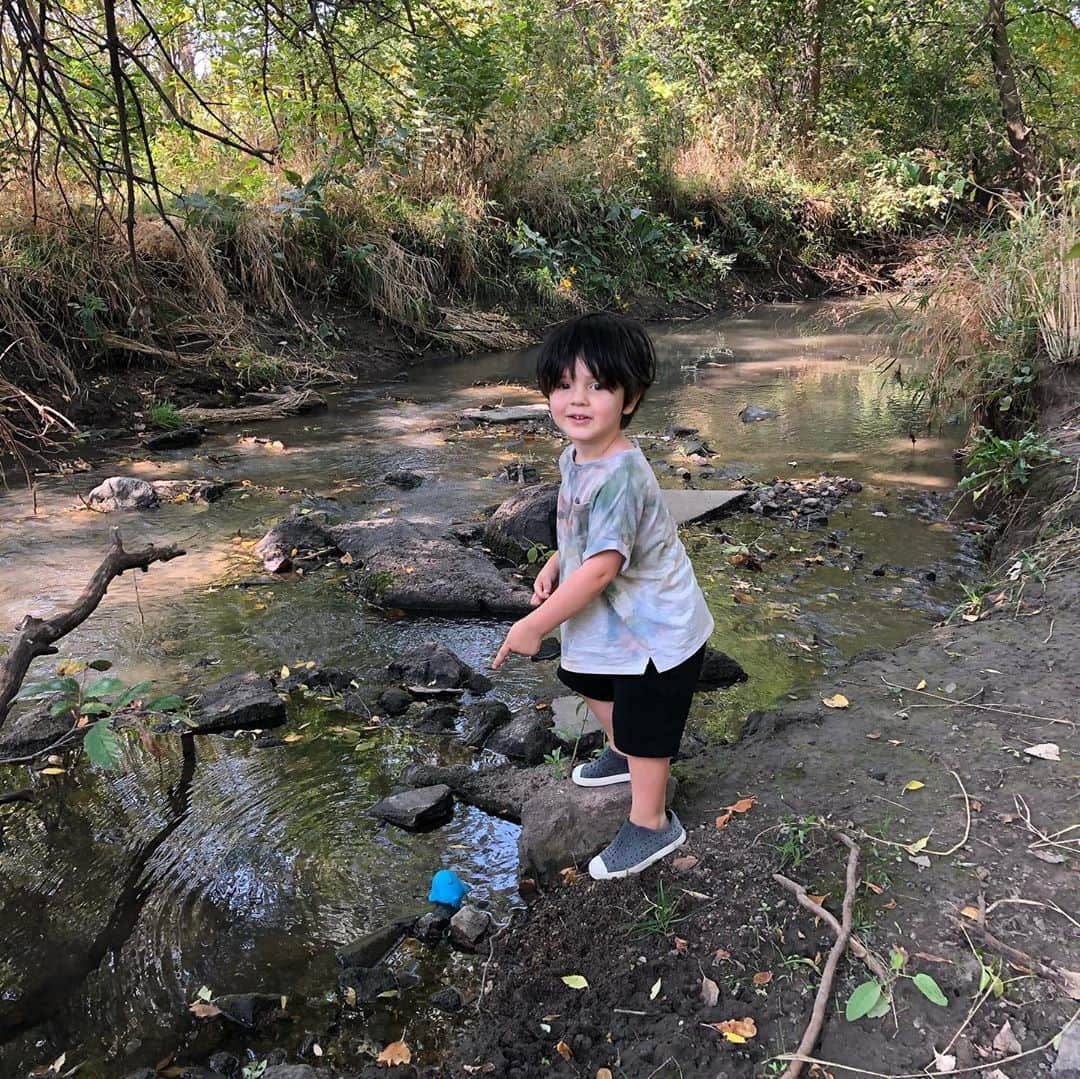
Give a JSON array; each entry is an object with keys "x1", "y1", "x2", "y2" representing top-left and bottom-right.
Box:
[{"x1": 622, "y1": 393, "x2": 642, "y2": 415}]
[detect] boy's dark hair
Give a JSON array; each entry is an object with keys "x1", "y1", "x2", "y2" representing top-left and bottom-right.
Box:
[{"x1": 536, "y1": 312, "x2": 657, "y2": 429}]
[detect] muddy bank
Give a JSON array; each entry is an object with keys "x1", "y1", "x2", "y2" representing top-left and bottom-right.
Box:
[{"x1": 447, "y1": 419, "x2": 1080, "y2": 1073}]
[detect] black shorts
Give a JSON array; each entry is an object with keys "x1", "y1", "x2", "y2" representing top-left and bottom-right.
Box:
[{"x1": 556, "y1": 644, "x2": 706, "y2": 759}]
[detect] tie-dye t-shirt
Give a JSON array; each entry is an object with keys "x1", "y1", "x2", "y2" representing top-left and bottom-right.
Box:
[{"x1": 556, "y1": 443, "x2": 714, "y2": 675}]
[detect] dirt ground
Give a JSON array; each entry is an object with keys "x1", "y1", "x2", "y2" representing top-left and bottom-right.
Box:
[{"x1": 447, "y1": 428, "x2": 1080, "y2": 1076}]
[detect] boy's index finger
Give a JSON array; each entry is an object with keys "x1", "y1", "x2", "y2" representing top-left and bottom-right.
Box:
[{"x1": 491, "y1": 639, "x2": 509, "y2": 669}]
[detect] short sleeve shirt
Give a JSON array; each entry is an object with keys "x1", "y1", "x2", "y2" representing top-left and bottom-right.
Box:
[{"x1": 556, "y1": 443, "x2": 715, "y2": 675}]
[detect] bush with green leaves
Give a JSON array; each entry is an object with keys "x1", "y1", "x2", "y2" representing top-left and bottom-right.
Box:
[{"x1": 959, "y1": 427, "x2": 1061, "y2": 502}]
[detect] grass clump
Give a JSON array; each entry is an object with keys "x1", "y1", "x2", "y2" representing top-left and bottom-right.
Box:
[{"x1": 148, "y1": 400, "x2": 185, "y2": 429}]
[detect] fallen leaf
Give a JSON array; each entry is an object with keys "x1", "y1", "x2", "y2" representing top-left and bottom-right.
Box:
[
  {"x1": 882, "y1": 899, "x2": 897, "y2": 910},
  {"x1": 715, "y1": 812, "x2": 733, "y2": 830},
  {"x1": 864, "y1": 881, "x2": 884, "y2": 895},
  {"x1": 675, "y1": 937, "x2": 688, "y2": 953},
  {"x1": 933, "y1": 1050, "x2": 957, "y2": 1072},
  {"x1": 189, "y1": 1001, "x2": 222, "y2": 1019},
  {"x1": 729, "y1": 796, "x2": 757, "y2": 813},
  {"x1": 562, "y1": 974, "x2": 588, "y2": 990},
  {"x1": 960, "y1": 905, "x2": 981, "y2": 920},
  {"x1": 1061, "y1": 968, "x2": 1080, "y2": 1001},
  {"x1": 910, "y1": 854, "x2": 931, "y2": 869},
  {"x1": 377, "y1": 1039, "x2": 412, "y2": 1066},
  {"x1": 672, "y1": 854, "x2": 699, "y2": 871},
  {"x1": 714, "y1": 948, "x2": 731, "y2": 961},
  {"x1": 555, "y1": 1039, "x2": 572, "y2": 1062},
  {"x1": 1030, "y1": 849, "x2": 1066, "y2": 864},
  {"x1": 701, "y1": 975, "x2": 720, "y2": 1007},
  {"x1": 312, "y1": 1044, "x2": 323, "y2": 1057},
  {"x1": 649, "y1": 977, "x2": 662, "y2": 1000},
  {"x1": 39, "y1": 767, "x2": 66, "y2": 775},
  {"x1": 992, "y1": 1020, "x2": 1021, "y2": 1055},
  {"x1": 280, "y1": 665, "x2": 290, "y2": 679},
  {"x1": 712, "y1": 1017, "x2": 757, "y2": 1041},
  {"x1": 866, "y1": 732, "x2": 881, "y2": 740},
  {"x1": 732, "y1": 590, "x2": 755, "y2": 605},
  {"x1": 915, "y1": 679, "x2": 928, "y2": 690},
  {"x1": 752, "y1": 971, "x2": 773, "y2": 986},
  {"x1": 1023, "y1": 742, "x2": 1060, "y2": 761},
  {"x1": 906, "y1": 835, "x2": 930, "y2": 854},
  {"x1": 559, "y1": 866, "x2": 579, "y2": 885},
  {"x1": 903, "y1": 780, "x2": 925, "y2": 793},
  {"x1": 822, "y1": 693, "x2": 849, "y2": 709},
  {"x1": 283, "y1": 733, "x2": 304, "y2": 743},
  {"x1": 340, "y1": 552, "x2": 354, "y2": 565}
]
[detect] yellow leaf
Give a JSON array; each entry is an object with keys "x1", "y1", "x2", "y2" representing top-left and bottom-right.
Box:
[
  {"x1": 906, "y1": 836, "x2": 930, "y2": 854},
  {"x1": 752, "y1": 971, "x2": 772, "y2": 986},
  {"x1": 903, "y1": 780, "x2": 925, "y2": 793},
  {"x1": 377, "y1": 1039, "x2": 412, "y2": 1066},
  {"x1": 56, "y1": 659, "x2": 87, "y2": 675},
  {"x1": 915, "y1": 679, "x2": 928, "y2": 690},
  {"x1": 822, "y1": 693, "x2": 849, "y2": 709},
  {"x1": 562, "y1": 974, "x2": 588, "y2": 990},
  {"x1": 714, "y1": 1017, "x2": 757, "y2": 1039},
  {"x1": 283, "y1": 733, "x2": 304, "y2": 743},
  {"x1": 732, "y1": 590, "x2": 755, "y2": 605},
  {"x1": 960, "y1": 905, "x2": 981, "y2": 920},
  {"x1": 280, "y1": 665, "x2": 290, "y2": 679},
  {"x1": 40, "y1": 767, "x2": 66, "y2": 775},
  {"x1": 723, "y1": 1032, "x2": 747, "y2": 1043}
]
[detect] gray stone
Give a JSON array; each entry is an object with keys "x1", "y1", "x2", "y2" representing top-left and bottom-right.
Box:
[
  {"x1": 519, "y1": 776, "x2": 678, "y2": 879},
  {"x1": 400, "y1": 762, "x2": 549, "y2": 823},
  {"x1": 337, "y1": 919, "x2": 413, "y2": 969},
  {"x1": 385, "y1": 469, "x2": 424, "y2": 489},
  {"x1": 413, "y1": 702, "x2": 459, "y2": 733},
  {"x1": 331, "y1": 518, "x2": 532, "y2": 615},
  {"x1": 697, "y1": 648, "x2": 748, "y2": 690},
  {"x1": 212, "y1": 992, "x2": 285, "y2": 1029},
  {"x1": 671, "y1": 424, "x2": 698, "y2": 437},
  {"x1": 153, "y1": 478, "x2": 233, "y2": 504},
  {"x1": 144, "y1": 427, "x2": 202, "y2": 450},
  {"x1": 739, "y1": 403, "x2": 779, "y2": 423},
  {"x1": 482, "y1": 483, "x2": 558, "y2": 562},
  {"x1": 460, "y1": 699, "x2": 512, "y2": 747},
  {"x1": 485, "y1": 712, "x2": 556, "y2": 764},
  {"x1": 549, "y1": 696, "x2": 605, "y2": 755},
  {"x1": 192, "y1": 671, "x2": 286, "y2": 733},
  {"x1": 87, "y1": 476, "x2": 158, "y2": 511},
  {"x1": 461, "y1": 404, "x2": 549, "y2": 424},
  {"x1": 262, "y1": 1066, "x2": 318, "y2": 1079},
  {"x1": 387, "y1": 641, "x2": 488, "y2": 691},
  {"x1": 429, "y1": 986, "x2": 463, "y2": 1012},
  {"x1": 660, "y1": 488, "x2": 747, "y2": 525},
  {"x1": 254, "y1": 514, "x2": 338, "y2": 574},
  {"x1": 276, "y1": 665, "x2": 354, "y2": 695},
  {"x1": 0, "y1": 705, "x2": 73, "y2": 757},
  {"x1": 1054, "y1": 1020, "x2": 1080, "y2": 1079},
  {"x1": 413, "y1": 912, "x2": 450, "y2": 943},
  {"x1": 368, "y1": 785, "x2": 454, "y2": 830},
  {"x1": 379, "y1": 687, "x2": 413, "y2": 716},
  {"x1": 449, "y1": 904, "x2": 491, "y2": 950},
  {"x1": 207, "y1": 1053, "x2": 241, "y2": 1078}
]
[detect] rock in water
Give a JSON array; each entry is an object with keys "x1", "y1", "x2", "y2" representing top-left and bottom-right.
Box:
[
  {"x1": 485, "y1": 712, "x2": 557, "y2": 764},
  {"x1": 191, "y1": 672, "x2": 286, "y2": 733},
  {"x1": 386, "y1": 640, "x2": 491, "y2": 692},
  {"x1": 429, "y1": 986, "x2": 464, "y2": 1012},
  {"x1": 143, "y1": 427, "x2": 202, "y2": 450},
  {"x1": 384, "y1": 469, "x2": 424, "y2": 489},
  {"x1": 368, "y1": 785, "x2": 454, "y2": 830},
  {"x1": 461, "y1": 404, "x2": 549, "y2": 424},
  {"x1": 449, "y1": 904, "x2": 492, "y2": 950},
  {"x1": 483, "y1": 484, "x2": 558, "y2": 562},
  {"x1": 211, "y1": 992, "x2": 286, "y2": 1029},
  {"x1": 697, "y1": 648, "x2": 748, "y2": 689},
  {"x1": 0, "y1": 705, "x2": 75, "y2": 757},
  {"x1": 254, "y1": 514, "x2": 338, "y2": 574},
  {"x1": 86, "y1": 476, "x2": 159, "y2": 511},
  {"x1": 460, "y1": 699, "x2": 512, "y2": 747},
  {"x1": 738, "y1": 403, "x2": 780, "y2": 423}
]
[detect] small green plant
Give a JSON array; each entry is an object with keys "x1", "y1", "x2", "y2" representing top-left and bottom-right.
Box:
[
  {"x1": 14, "y1": 659, "x2": 187, "y2": 769},
  {"x1": 959, "y1": 427, "x2": 1061, "y2": 501},
  {"x1": 148, "y1": 399, "x2": 185, "y2": 430},
  {"x1": 845, "y1": 947, "x2": 948, "y2": 1021},
  {"x1": 525, "y1": 541, "x2": 552, "y2": 565},
  {"x1": 774, "y1": 815, "x2": 819, "y2": 870},
  {"x1": 632, "y1": 878, "x2": 688, "y2": 937},
  {"x1": 543, "y1": 745, "x2": 566, "y2": 779}
]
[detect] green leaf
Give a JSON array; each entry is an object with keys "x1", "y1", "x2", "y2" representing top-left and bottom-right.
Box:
[
  {"x1": 111, "y1": 681, "x2": 153, "y2": 710},
  {"x1": 913, "y1": 972, "x2": 948, "y2": 1006},
  {"x1": 16, "y1": 676, "x2": 79, "y2": 700},
  {"x1": 845, "y1": 979, "x2": 882, "y2": 1021},
  {"x1": 49, "y1": 699, "x2": 76, "y2": 717},
  {"x1": 196, "y1": 985, "x2": 214, "y2": 1002},
  {"x1": 283, "y1": 169, "x2": 303, "y2": 186},
  {"x1": 866, "y1": 994, "x2": 891, "y2": 1018},
  {"x1": 561, "y1": 974, "x2": 588, "y2": 990},
  {"x1": 88, "y1": 659, "x2": 113, "y2": 671},
  {"x1": 146, "y1": 694, "x2": 187, "y2": 713},
  {"x1": 84, "y1": 676, "x2": 125, "y2": 700},
  {"x1": 1065, "y1": 241, "x2": 1080, "y2": 261},
  {"x1": 78, "y1": 701, "x2": 111, "y2": 716},
  {"x1": 890, "y1": 949, "x2": 905, "y2": 971},
  {"x1": 83, "y1": 720, "x2": 121, "y2": 769}
]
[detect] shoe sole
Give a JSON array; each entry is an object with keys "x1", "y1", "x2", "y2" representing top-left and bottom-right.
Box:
[
  {"x1": 587, "y1": 826, "x2": 687, "y2": 880},
  {"x1": 571, "y1": 763, "x2": 631, "y2": 787}
]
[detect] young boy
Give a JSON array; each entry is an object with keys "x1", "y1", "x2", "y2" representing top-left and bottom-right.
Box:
[{"x1": 491, "y1": 312, "x2": 714, "y2": 879}]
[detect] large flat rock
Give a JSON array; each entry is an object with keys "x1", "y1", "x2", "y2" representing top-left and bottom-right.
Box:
[
  {"x1": 661, "y1": 488, "x2": 747, "y2": 524},
  {"x1": 192, "y1": 671, "x2": 286, "y2": 733},
  {"x1": 461, "y1": 404, "x2": 549, "y2": 424}
]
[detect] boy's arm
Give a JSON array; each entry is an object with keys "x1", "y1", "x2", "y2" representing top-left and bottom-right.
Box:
[{"x1": 491, "y1": 550, "x2": 622, "y2": 669}]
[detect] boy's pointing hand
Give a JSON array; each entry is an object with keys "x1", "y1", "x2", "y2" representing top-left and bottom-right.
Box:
[{"x1": 491, "y1": 618, "x2": 543, "y2": 669}]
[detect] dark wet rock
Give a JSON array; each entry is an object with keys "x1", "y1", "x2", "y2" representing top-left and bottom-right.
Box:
[
  {"x1": 87, "y1": 476, "x2": 158, "y2": 511},
  {"x1": 387, "y1": 641, "x2": 490, "y2": 693},
  {"x1": 533, "y1": 637, "x2": 561, "y2": 661},
  {"x1": 337, "y1": 919, "x2": 414, "y2": 970},
  {"x1": 400, "y1": 762, "x2": 550, "y2": 822},
  {"x1": 253, "y1": 734, "x2": 286, "y2": 749},
  {"x1": 482, "y1": 483, "x2": 558, "y2": 562},
  {"x1": 368, "y1": 785, "x2": 454, "y2": 830},
  {"x1": 208, "y1": 1053, "x2": 240, "y2": 1078},
  {"x1": 177, "y1": 1068, "x2": 224, "y2": 1079},
  {"x1": 448, "y1": 521, "x2": 484, "y2": 544},
  {"x1": 262, "y1": 1065, "x2": 319, "y2": 1079},
  {"x1": 519, "y1": 776, "x2": 677, "y2": 880},
  {"x1": 0, "y1": 705, "x2": 73, "y2": 757},
  {"x1": 739, "y1": 403, "x2": 780, "y2": 423},
  {"x1": 292, "y1": 495, "x2": 349, "y2": 521},
  {"x1": 413, "y1": 702, "x2": 459, "y2": 733},
  {"x1": 144, "y1": 426, "x2": 202, "y2": 450},
  {"x1": 671, "y1": 423, "x2": 698, "y2": 437},
  {"x1": 406, "y1": 683, "x2": 465, "y2": 701},
  {"x1": 501, "y1": 463, "x2": 540, "y2": 484},
  {"x1": 413, "y1": 911, "x2": 450, "y2": 943},
  {"x1": 461, "y1": 404, "x2": 549, "y2": 424},
  {"x1": 682, "y1": 439, "x2": 713, "y2": 458},
  {"x1": 212, "y1": 992, "x2": 286, "y2": 1029},
  {"x1": 429, "y1": 986, "x2": 463, "y2": 1012},
  {"x1": 191, "y1": 671, "x2": 286, "y2": 733},
  {"x1": 378, "y1": 687, "x2": 413, "y2": 717},
  {"x1": 332, "y1": 518, "x2": 533, "y2": 615},
  {"x1": 338, "y1": 963, "x2": 397, "y2": 1005},
  {"x1": 460, "y1": 699, "x2": 512, "y2": 747},
  {"x1": 485, "y1": 712, "x2": 557, "y2": 764},
  {"x1": 450, "y1": 904, "x2": 491, "y2": 950},
  {"x1": 254, "y1": 514, "x2": 338, "y2": 574},
  {"x1": 275, "y1": 665, "x2": 354, "y2": 695},
  {"x1": 384, "y1": 469, "x2": 424, "y2": 489},
  {"x1": 697, "y1": 648, "x2": 748, "y2": 690},
  {"x1": 153, "y1": 478, "x2": 233, "y2": 504}
]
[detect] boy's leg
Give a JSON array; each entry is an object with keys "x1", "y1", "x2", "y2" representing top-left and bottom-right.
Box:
[
  {"x1": 626, "y1": 754, "x2": 670, "y2": 831},
  {"x1": 571, "y1": 695, "x2": 631, "y2": 786},
  {"x1": 581, "y1": 695, "x2": 618, "y2": 750}
]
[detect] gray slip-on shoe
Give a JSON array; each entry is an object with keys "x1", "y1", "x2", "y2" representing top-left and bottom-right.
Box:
[
  {"x1": 571, "y1": 746, "x2": 630, "y2": 787},
  {"x1": 588, "y1": 811, "x2": 687, "y2": 880}
]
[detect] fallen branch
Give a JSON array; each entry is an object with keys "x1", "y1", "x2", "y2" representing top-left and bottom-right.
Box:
[
  {"x1": 178, "y1": 389, "x2": 325, "y2": 425},
  {"x1": 772, "y1": 831, "x2": 861, "y2": 1079},
  {"x1": 0, "y1": 529, "x2": 185, "y2": 727},
  {"x1": 880, "y1": 675, "x2": 1074, "y2": 727}
]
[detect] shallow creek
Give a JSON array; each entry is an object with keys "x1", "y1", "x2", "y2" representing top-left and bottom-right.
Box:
[{"x1": 0, "y1": 300, "x2": 971, "y2": 1074}]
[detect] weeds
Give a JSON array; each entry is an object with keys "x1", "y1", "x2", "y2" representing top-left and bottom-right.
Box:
[
  {"x1": 148, "y1": 400, "x2": 185, "y2": 429},
  {"x1": 959, "y1": 427, "x2": 1061, "y2": 502},
  {"x1": 631, "y1": 878, "x2": 687, "y2": 937},
  {"x1": 774, "y1": 815, "x2": 820, "y2": 871}
]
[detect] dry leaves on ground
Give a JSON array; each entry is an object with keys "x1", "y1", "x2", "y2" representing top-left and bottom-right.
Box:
[{"x1": 377, "y1": 1040, "x2": 412, "y2": 1066}]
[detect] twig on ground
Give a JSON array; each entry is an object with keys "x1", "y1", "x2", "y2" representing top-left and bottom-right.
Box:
[
  {"x1": 1014, "y1": 793, "x2": 1080, "y2": 855},
  {"x1": 879, "y1": 675, "x2": 1074, "y2": 727},
  {"x1": 858, "y1": 768, "x2": 972, "y2": 858},
  {"x1": 984, "y1": 896, "x2": 1080, "y2": 931},
  {"x1": 771, "y1": 831, "x2": 862, "y2": 1079}
]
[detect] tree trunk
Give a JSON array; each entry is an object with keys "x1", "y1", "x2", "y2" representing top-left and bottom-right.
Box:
[
  {"x1": 985, "y1": 0, "x2": 1038, "y2": 195},
  {"x1": 796, "y1": 0, "x2": 826, "y2": 143}
]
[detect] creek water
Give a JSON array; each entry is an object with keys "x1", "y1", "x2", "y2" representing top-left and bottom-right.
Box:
[{"x1": 0, "y1": 300, "x2": 969, "y2": 1075}]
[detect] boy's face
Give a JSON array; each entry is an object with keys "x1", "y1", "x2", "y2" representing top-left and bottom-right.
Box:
[{"x1": 547, "y1": 357, "x2": 639, "y2": 459}]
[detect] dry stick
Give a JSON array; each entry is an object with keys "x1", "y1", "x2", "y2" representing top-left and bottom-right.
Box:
[
  {"x1": 772, "y1": 832, "x2": 861, "y2": 1079},
  {"x1": 880, "y1": 675, "x2": 1074, "y2": 727},
  {"x1": 859, "y1": 768, "x2": 972, "y2": 859},
  {"x1": 0, "y1": 529, "x2": 185, "y2": 727}
]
